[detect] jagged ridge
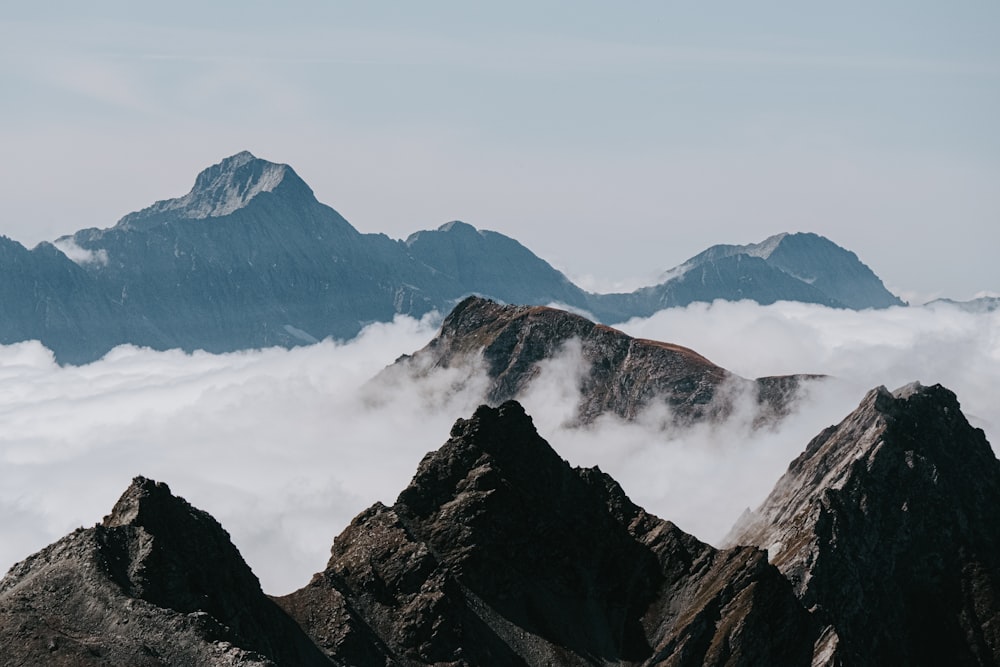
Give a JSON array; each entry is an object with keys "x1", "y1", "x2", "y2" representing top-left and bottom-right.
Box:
[
  {"x1": 728, "y1": 382, "x2": 1000, "y2": 666},
  {"x1": 278, "y1": 401, "x2": 818, "y2": 665}
]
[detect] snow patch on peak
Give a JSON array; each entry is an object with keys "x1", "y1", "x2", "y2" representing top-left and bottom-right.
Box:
[
  {"x1": 438, "y1": 220, "x2": 480, "y2": 234},
  {"x1": 180, "y1": 153, "x2": 291, "y2": 219},
  {"x1": 221, "y1": 150, "x2": 257, "y2": 168},
  {"x1": 114, "y1": 152, "x2": 313, "y2": 229}
]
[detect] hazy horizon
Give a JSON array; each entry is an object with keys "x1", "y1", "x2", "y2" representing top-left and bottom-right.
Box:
[{"x1": 2, "y1": 2, "x2": 998, "y2": 302}]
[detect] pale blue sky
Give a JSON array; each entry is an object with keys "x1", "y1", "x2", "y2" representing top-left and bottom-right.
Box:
[{"x1": 2, "y1": 1, "x2": 998, "y2": 301}]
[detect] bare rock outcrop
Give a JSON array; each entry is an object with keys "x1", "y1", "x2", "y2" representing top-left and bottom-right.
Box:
[
  {"x1": 0, "y1": 477, "x2": 332, "y2": 666},
  {"x1": 727, "y1": 382, "x2": 1000, "y2": 666},
  {"x1": 385, "y1": 296, "x2": 818, "y2": 425},
  {"x1": 279, "y1": 401, "x2": 819, "y2": 666}
]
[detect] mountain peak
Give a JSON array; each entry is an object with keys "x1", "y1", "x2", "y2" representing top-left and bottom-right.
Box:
[
  {"x1": 115, "y1": 152, "x2": 315, "y2": 230},
  {"x1": 727, "y1": 381, "x2": 1000, "y2": 664},
  {"x1": 101, "y1": 475, "x2": 177, "y2": 529},
  {"x1": 182, "y1": 151, "x2": 312, "y2": 219},
  {"x1": 665, "y1": 231, "x2": 904, "y2": 309},
  {"x1": 436, "y1": 220, "x2": 478, "y2": 233}
]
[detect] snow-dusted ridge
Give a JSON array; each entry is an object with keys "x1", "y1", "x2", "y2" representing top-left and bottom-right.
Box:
[{"x1": 114, "y1": 151, "x2": 307, "y2": 228}]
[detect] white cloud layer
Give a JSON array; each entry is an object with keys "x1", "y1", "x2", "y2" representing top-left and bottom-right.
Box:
[{"x1": 0, "y1": 301, "x2": 997, "y2": 596}]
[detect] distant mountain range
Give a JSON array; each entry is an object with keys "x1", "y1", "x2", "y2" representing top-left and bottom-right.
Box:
[
  {"x1": 2, "y1": 383, "x2": 996, "y2": 665},
  {"x1": 1, "y1": 151, "x2": 903, "y2": 364}
]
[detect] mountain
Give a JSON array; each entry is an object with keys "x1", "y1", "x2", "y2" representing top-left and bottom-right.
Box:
[
  {"x1": 0, "y1": 476, "x2": 330, "y2": 665},
  {"x1": 42, "y1": 152, "x2": 597, "y2": 363},
  {"x1": 3, "y1": 386, "x2": 998, "y2": 664},
  {"x1": 0, "y1": 237, "x2": 131, "y2": 361},
  {"x1": 57, "y1": 151, "x2": 453, "y2": 358},
  {"x1": 278, "y1": 400, "x2": 818, "y2": 666},
  {"x1": 0, "y1": 152, "x2": 904, "y2": 363},
  {"x1": 726, "y1": 383, "x2": 1000, "y2": 666},
  {"x1": 589, "y1": 232, "x2": 904, "y2": 317},
  {"x1": 925, "y1": 296, "x2": 1000, "y2": 313},
  {"x1": 404, "y1": 220, "x2": 592, "y2": 309},
  {"x1": 381, "y1": 295, "x2": 818, "y2": 425}
]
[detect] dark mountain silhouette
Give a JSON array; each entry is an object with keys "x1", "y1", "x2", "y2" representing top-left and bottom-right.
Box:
[
  {"x1": 2, "y1": 384, "x2": 999, "y2": 665},
  {"x1": 381, "y1": 295, "x2": 818, "y2": 425},
  {"x1": 0, "y1": 152, "x2": 903, "y2": 363}
]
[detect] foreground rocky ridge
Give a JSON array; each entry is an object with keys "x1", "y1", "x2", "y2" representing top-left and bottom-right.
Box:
[
  {"x1": 728, "y1": 382, "x2": 1000, "y2": 666},
  {"x1": 0, "y1": 477, "x2": 329, "y2": 665},
  {"x1": 278, "y1": 401, "x2": 818, "y2": 665},
  {"x1": 383, "y1": 295, "x2": 817, "y2": 425},
  {"x1": 1, "y1": 152, "x2": 901, "y2": 363},
  {"x1": 2, "y1": 385, "x2": 998, "y2": 665}
]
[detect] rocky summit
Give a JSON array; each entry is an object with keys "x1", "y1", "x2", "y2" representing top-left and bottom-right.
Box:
[
  {"x1": 0, "y1": 152, "x2": 903, "y2": 363},
  {"x1": 383, "y1": 295, "x2": 817, "y2": 425},
  {"x1": 0, "y1": 477, "x2": 329, "y2": 666},
  {"x1": 727, "y1": 382, "x2": 1000, "y2": 666},
  {"x1": 278, "y1": 401, "x2": 818, "y2": 666},
  {"x1": 1, "y1": 384, "x2": 999, "y2": 665}
]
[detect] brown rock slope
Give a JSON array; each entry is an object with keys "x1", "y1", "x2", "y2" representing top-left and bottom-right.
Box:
[
  {"x1": 278, "y1": 401, "x2": 819, "y2": 666},
  {"x1": 0, "y1": 477, "x2": 332, "y2": 666},
  {"x1": 727, "y1": 382, "x2": 1000, "y2": 666},
  {"x1": 385, "y1": 295, "x2": 817, "y2": 425}
]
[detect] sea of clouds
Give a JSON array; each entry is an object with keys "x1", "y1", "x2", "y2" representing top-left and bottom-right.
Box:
[{"x1": 0, "y1": 300, "x2": 997, "y2": 595}]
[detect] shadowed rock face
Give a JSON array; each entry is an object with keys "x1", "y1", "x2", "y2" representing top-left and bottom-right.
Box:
[
  {"x1": 279, "y1": 401, "x2": 819, "y2": 666},
  {"x1": 727, "y1": 383, "x2": 1000, "y2": 666},
  {"x1": 384, "y1": 296, "x2": 818, "y2": 425},
  {"x1": 0, "y1": 477, "x2": 331, "y2": 666}
]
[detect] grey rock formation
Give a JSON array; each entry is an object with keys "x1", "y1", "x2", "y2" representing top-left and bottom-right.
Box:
[
  {"x1": 383, "y1": 296, "x2": 818, "y2": 425},
  {"x1": 727, "y1": 383, "x2": 1000, "y2": 666},
  {"x1": 0, "y1": 476, "x2": 331, "y2": 665}
]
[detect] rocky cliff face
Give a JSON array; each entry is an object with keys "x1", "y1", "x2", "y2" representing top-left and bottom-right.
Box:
[
  {"x1": 727, "y1": 383, "x2": 1000, "y2": 666},
  {"x1": 0, "y1": 477, "x2": 331, "y2": 666},
  {"x1": 384, "y1": 296, "x2": 816, "y2": 425},
  {"x1": 278, "y1": 401, "x2": 819, "y2": 666}
]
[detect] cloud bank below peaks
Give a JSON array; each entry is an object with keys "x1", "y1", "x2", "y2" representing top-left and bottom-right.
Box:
[{"x1": 0, "y1": 300, "x2": 996, "y2": 596}]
